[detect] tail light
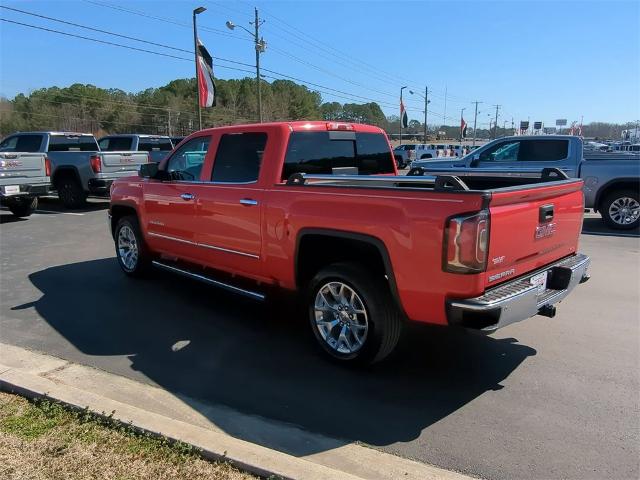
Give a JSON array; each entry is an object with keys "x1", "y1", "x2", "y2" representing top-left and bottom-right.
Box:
[
  {"x1": 44, "y1": 157, "x2": 52, "y2": 176},
  {"x1": 443, "y1": 211, "x2": 489, "y2": 273},
  {"x1": 147, "y1": 153, "x2": 152, "y2": 163},
  {"x1": 89, "y1": 154, "x2": 102, "y2": 173}
]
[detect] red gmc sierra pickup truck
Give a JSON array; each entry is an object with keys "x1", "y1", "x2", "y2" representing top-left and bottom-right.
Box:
[{"x1": 109, "y1": 121, "x2": 590, "y2": 365}]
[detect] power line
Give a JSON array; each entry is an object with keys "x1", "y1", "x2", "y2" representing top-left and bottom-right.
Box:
[{"x1": 0, "y1": 14, "x2": 447, "y2": 120}]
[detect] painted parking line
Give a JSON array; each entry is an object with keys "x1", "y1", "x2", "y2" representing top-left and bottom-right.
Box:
[{"x1": 0, "y1": 207, "x2": 85, "y2": 216}]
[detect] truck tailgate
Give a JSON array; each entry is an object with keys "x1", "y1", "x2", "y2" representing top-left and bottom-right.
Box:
[
  {"x1": 0, "y1": 152, "x2": 47, "y2": 183},
  {"x1": 485, "y1": 179, "x2": 584, "y2": 288},
  {"x1": 99, "y1": 151, "x2": 149, "y2": 173}
]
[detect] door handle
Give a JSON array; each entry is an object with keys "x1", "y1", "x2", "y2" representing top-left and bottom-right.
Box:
[
  {"x1": 239, "y1": 198, "x2": 258, "y2": 206},
  {"x1": 180, "y1": 193, "x2": 195, "y2": 201}
]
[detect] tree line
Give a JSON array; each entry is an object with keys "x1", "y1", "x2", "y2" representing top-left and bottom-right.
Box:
[{"x1": 0, "y1": 77, "x2": 635, "y2": 141}]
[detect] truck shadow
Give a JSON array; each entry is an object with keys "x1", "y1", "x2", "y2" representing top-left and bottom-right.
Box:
[
  {"x1": 16, "y1": 258, "x2": 536, "y2": 454},
  {"x1": 581, "y1": 217, "x2": 639, "y2": 238}
]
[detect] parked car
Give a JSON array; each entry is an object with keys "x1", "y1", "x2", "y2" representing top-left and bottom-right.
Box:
[
  {"x1": 109, "y1": 121, "x2": 589, "y2": 365},
  {"x1": 410, "y1": 135, "x2": 640, "y2": 229},
  {"x1": 0, "y1": 143, "x2": 51, "y2": 217},
  {"x1": 98, "y1": 134, "x2": 174, "y2": 163},
  {"x1": 0, "y1": 132, "x2": 149, "y2": 208}
]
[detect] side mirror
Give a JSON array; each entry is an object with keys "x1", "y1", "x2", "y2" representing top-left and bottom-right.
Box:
[
  {"x1": 469, "y1": 154, "x2": 480, "y2": 167},
  {"x1": 139, "y1": 162, "x2": 159, "y2": 178}
]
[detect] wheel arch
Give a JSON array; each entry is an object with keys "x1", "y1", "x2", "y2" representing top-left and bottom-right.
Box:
[
  {"x1": 51, "y1": 166, "x2": 82, "y2": 189},
  {"x1": 594, "y1": 178, "x2": 640, "y2": 212},
  {"x1": 294, "y1": 228, "x2": 405, "y2": 316},
  {"x1": 110, "y1": 202, "x2": 139, "y2": 238}
]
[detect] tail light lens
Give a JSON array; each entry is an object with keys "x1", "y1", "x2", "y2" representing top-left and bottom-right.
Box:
[
  {"x1": 44, "y1": 157, "x2": 52, "y2": 176},
  {"x1": 89, "y1": 154, "x2": 102, "y2": 173},
  {"x1": 443, "y1": 211, "x2": 489, "y2": 273},
  {"x1": 326, "y1": 122, "x2": 354, "y2": 131}
]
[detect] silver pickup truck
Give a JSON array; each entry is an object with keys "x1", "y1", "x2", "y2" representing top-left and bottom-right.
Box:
[
  {"x1": 0, "y1": 147, "x2": 50, "y2": 217},
  {"x1": 0, "y1": 132, "x2": 149, "y2": 208},
  {"x1": 98, "y1": 134, "x2": 174, "y2": 163},
  {"x1": 410, "y1": 135, "x2": 640, "y2": 229}
]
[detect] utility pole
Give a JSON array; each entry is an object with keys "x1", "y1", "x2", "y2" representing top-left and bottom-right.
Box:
[
  {"x1": 424, "y1": 86, "x2": 428, "y2": 143},
  {"x1": 492, "y1": 104, "x2": 501, "y2": 139},
  {"x1": 254, "y1": 8, "x2": 263, "y2": 123},
  {"x1": 167, "y1": 110, "x2": 172, "y2": 136},
  {"x1": 192, "y1": 6, "x2": 206, "y2": 130},
  {"x1": 460, "y1": 107, "x2": 466, "y2": 145},
  {"x1": 400, "y1": 86, "x2": 407, "y2": 145},
  {"x1": 511, "y1": 117, "x2": 514, "y2": 136},
  {"x1": 443, "y1": 85, "x2": 447, "y2": 125},
  {"x1": 226, "y1": 10, "x2": 266, "y2": 123},
  {"x1": 471, "y1": 101, "x2": 482, "y2": 146}
]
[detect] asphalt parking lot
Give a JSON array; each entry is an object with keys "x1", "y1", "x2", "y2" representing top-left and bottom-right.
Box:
[{"x1": 1, "y1": 197, "x2": 638, "y2": 480}]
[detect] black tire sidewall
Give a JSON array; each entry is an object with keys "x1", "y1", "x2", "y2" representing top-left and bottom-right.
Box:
[
  {"x1": 601, "y1": 189, "x2": 640, "y2": 230},
  {"x1": 58, "y1": 177, "x2": 86, "y2": 209},
  {"x1": 306, "y1": 263, "x2": 396, "y2": 365},
  {"x1": 7, "y1": 196, "x2": 37, "y2": 217}
]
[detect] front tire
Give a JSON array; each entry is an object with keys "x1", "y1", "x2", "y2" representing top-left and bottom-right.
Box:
[
  {"x1": 601, "y1": 189, "x2": 640, "y2": 230},
  {"x1": 306, "y1": 262, "x2": 403, "y2": 365},
  {"x1": 114, "y1": 215, "x2": 151, "y2": 277},
  {"x1": 7, "y1": 196, "x2": 37, "y2": 217}
]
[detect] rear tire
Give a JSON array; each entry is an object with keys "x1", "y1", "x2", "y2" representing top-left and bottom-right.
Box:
[
  {"x1": 600, "y1": 189, "x2": 640, "y2": 230},
  {"x1": 57, "y1": 175, "x2": 87, "y2": 209},
  {"x1": 306, "y1": 262, "x2": 403, "y2": 366},
  {"x1": 114, "y1": 215, "x2": 152, "y2": 277},
  {"x1": 7, "y1": 196, "x2": 37, "y2": 217}
]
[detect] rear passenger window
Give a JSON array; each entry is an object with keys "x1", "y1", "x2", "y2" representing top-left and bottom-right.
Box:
[
  {"x1": 518, "y1": 140, "x2": 569, "y2": 161},
  {"x1": 0, "y1": 135, "x2": 42, "y2": 152},
  {"x1": 211, "y1": 133, "x2": 267, "y2": 183},
  {"x1": 49, "y1": 135, "x2": 98, "y2": 151},
  {"x1": 166, "y1": 136, "x2": 210, "y2": 181}
]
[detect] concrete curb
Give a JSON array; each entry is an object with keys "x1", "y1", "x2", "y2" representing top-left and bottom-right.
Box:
[
  {"x1": 0, "y1": 344, "x2": 477, "y2": 480},
  {"x1": 0, "y1": 365, "x2": 362, "y2": 480}
]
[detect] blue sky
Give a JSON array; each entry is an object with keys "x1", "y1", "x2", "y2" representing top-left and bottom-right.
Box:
[{"x1": 1, "y1": 0, "x2": 638, "y2": 126}]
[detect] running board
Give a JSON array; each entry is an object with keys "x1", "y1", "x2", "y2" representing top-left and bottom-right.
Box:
[{"x1": 151, "y1": 261, "x2": 266, "y2": 301}]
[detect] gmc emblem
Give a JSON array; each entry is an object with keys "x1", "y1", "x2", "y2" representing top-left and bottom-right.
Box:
[
  {"x1": 0, "y1": 160, "x2": 22, "y2": 168},
  {"x1": 535, "y1": 222, "x2": 556, "y2": 239}
]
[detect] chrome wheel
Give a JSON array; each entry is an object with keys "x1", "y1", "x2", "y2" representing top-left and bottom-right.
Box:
[
  {"x1": 608, "y1": 197, "x2": 640, "y2": 226},
  {"x1": 117, "y1": 225, "x2": 138, "y2": 271},
  {"x1": 314, "y1": 281, "x2": 368, "y2": 355}
]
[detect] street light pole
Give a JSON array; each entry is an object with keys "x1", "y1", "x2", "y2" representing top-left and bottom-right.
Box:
[
  {"x1": 460, "y1": 107, "x2": 466, "y2": 145},
  {"x1": 471, "y1": 100, "x2": 481, "y2": 146},
  {"x1": 424, "y1": 86, "x2": 428, "y2": 143},
  {"x1": 192, "y1": 6, "x2": 206, "y2": 130},
  {"x1": 400, "y1": 86, "x2": 407, "y2": 145}
]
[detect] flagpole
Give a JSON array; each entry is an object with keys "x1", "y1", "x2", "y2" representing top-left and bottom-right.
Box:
[{"x1": 193, "y1": 7, "x2": 206, "y2": 131}]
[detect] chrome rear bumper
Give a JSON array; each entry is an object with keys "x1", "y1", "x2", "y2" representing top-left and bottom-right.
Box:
[{"x1": 447, "y1": 253, "x2": 590, "y2": 331}]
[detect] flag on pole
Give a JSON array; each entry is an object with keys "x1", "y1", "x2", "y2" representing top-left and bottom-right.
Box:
[
  {"x1": 196, "y1": 39, "x2": 216, "y2": 107},
  {"x1": 400, "y1": 100, "x2": 408, "y2": 129},
  {"x1": 461, "y1": 116, "x2": 468, "y2": 138}
]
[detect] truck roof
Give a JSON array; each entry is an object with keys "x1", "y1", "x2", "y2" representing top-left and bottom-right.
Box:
[
  {"x1": 99, "y1": 134, "x2": 172, "y2": 139},
  {"x1": 14, "y1": 131, "x2": 95, "y2": 136},
  {"x1": 199, "y1": 121, "x2": 386, "y2": 135}
]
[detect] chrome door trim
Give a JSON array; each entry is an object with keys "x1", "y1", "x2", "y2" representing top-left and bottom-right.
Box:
[
  {"x1": 239, "y1": 198, "x2": 259, "y2": 206},
  {"x1": 147, "y1": 232, "x2": 259, "y2": 259}
]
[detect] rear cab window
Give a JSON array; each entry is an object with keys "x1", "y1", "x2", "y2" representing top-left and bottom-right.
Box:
[
  {"x1": 0, "y1": 134, "x2": 43, "y2": 152},
  {"x1": 48, "y1": 135, "x2": 98, "y2": 152},
  {"x1": 99, "y1": 137, "x2": 133, "y2": 151},
  {"x1": 281, "y1": 131, "x2": 395, "y2": 180},
  {"x1": 138, "y1": 138, "x2": 174, "y2": 152}
]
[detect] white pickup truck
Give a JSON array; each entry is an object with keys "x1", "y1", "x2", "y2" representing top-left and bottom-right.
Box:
[{"x1": 0, "y1": 132, "x2": 149, "y2": 208}]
